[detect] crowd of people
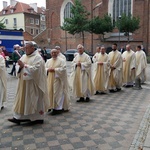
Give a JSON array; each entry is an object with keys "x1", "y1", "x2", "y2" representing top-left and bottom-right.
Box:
[{"x1": 0, "y1": 42, "x2": 147, "y2": 125}]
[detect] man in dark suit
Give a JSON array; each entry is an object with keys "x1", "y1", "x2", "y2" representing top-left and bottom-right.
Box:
[
  {"x1": 119, "y1": 45, "x2": 125, "y2": 54},
  {"x1": 41, "y1": 47, "x2": 48, "y2": 62}
]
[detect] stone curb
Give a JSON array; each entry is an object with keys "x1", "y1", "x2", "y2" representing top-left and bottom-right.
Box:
[{"x1": 129, "y1": 104, "x2": 150, "y2": 150}]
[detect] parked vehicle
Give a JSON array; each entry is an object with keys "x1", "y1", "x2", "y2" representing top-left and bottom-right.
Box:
[
  {"x1": 46, "y1": 49, "x2": 51, "y2": 59},
  {"x1": 64, "y1": 49, "x2": 78, "y2": 61}
]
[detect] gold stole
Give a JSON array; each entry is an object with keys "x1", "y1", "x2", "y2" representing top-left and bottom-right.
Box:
[
  {"x1": 14, "y1": 56, "x2": 29, "y2": 114},
  {"x1": 123, "y1": 52, "x2": 132, "y2": 82},
  {"x1": 47, "y1": 59, "x2": 58, "y2": 105},
  {"x1": 75, "y1": 55, "x2": 85, "y2": 97},
  {"x1": 94, "y1": 54, "x2": 106, "y2": 91},
  {"x1": 109, "y1": 52, "x2": 117, "y2": 87}
]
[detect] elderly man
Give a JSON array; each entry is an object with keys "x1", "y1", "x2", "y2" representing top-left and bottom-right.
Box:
[
  {"x1": 45, "y1": 49, "x2": 70, "y2": 115},
  {"x1": 108, "y1": 43, "x2": 123, "y2": 92},
  {"x1": 8, "y1": 42, "x2": 49, "y2": 125},
  {"x1": 0, "y1": 55, "x2": 7, "y2": 111},
  {"x1": 135, "y1": 45, "x2": 147, "y2": 83},
  {"x1": 55, "y1": 46, "x2": 66, "y2": 61},
  {"x1": 92, "y1": 46, "x2": 101, "y2": 63},
  {"x1": 122, "y1": 44, "x2": 136, "y2": 87},
  {"x1": 70, "y1": 44, "x2": 94, "y2": 102},
  {"x1": 93, "y1": 46, "x2": 110, "y2": 94}
]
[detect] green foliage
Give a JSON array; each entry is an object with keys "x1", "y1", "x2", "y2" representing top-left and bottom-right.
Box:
[
  {"x1": 116, "y1": 13, "x2": 140, "y2": 42},
  {"x1": 0, "y1": 18, "x2": 6, "y2": 29},
  {"x1": 61, "y1": 0, "x2": 90, "y2": 45},
  {"x1": 88, "y1": 14, "x2": 113, "y2": 36}
]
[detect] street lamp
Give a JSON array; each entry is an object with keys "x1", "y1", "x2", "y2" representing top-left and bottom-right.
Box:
[{"x1": 118, "y1": 15, "x2": 121, "y2": 49}]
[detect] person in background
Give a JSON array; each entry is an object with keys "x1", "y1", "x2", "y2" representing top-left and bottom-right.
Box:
[
  {"x1": 0, "y1": 48, "x2": 6, "y2": 59},
  {"x1": 55, "y1": 46, "x2": 66, "y2": 61},
  {"x1": 92, "y1": 46, "x2": 101, "y2": 63},
  {"x1": 0, "y1": 55, "x2": 7, "y2": 111},
  {"x1": 8, "y1": 42, "x2": 49, "y2": 125},
  {"x1": 41, "y1": 47, "x2": 48, "y2": 62},
  {"x1": 1, "y1": 47, "x2": 10, "y2": 68},
  {"x1": 9, "y1": 44, "x2": 24, "y2": 76},
  {"x1": 119, "y1": 45, "x2": 125, "y2": 54}
]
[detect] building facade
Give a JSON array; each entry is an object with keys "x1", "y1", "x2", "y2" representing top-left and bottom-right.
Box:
[
  {"x1": 46, "y1": 0, "x2": 150, "y2": 54},
  {"x1": 0, "y1": 0, "x2": 46, "y2": 39}
]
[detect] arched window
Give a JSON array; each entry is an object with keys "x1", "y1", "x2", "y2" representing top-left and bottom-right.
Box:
[
  {"x1": 108, "y1": 0, "x2": 133, "y2": 23},
  {"x1": 64, "y1": 2, "x2": 73, "y2": 19},
  {"x1": 60, "y1": 0, "x2": 73, "y2": 26}
]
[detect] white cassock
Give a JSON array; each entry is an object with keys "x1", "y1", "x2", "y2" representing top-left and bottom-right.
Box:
[
  {"x1": 70, "y1": 52, "x2": 95, "y2": 98},
  {"x1": 92, "y1": 52, "x2": 100, "y2": 63},
  {"x1": 122, "y1": 50, "x2": 136, "y2": 86},
  {"x1": 0, "y1": 55, "x2": 7, "y2": 109},
  {"x1": 135, "y1": 50, "x2": 147, "y2": 83},
  {"x1": 13, "y1": 50, "x2": 49, "y2": 121},
  {"x1": 108, "y1": 50, "x2": 123, "y2": 90},
  {"x1": 93, "y1": 53, "x2": 110, "y2": 93},
  {"x1": 58, "y1": 53, "x2": 66, "y2": 61},
  {"x1": 45, "y1": 57, "x2": 70, "y2": 110}
]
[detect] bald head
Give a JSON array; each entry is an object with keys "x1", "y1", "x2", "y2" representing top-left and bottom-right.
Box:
[
  {"x1": 77, "y1": 44, "x2": 84, "y2": 55},
  {"x1": 126, "y1": 44, "x2": 131, "y2": 51}
]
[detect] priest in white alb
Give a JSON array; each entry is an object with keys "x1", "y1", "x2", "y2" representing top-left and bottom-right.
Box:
[
  {"x1": 8, "y1": 42, "x2": 49, "y2": 125},
  {"x1": 92, "y1": 46, "x2": 101, "y2": 63},
  {"x1": 45, "y1": 49, "x2": 70, "y2": 115},
  {"x1": 108, "y1": 43, "x2": 123, "y2": 92},
  {"x1": 0, "y1": 55, "x2": 7, "y2": 111},
  {"x1": 70, "y1": 44, "x2": 94, "y2": 102},
  {"x1": 122, "y1": 44, "x2": 136, "y2": 87},
  {"x1": 135, "y1": 45, "x2": 147, "y2": 83},
  {"x1": 93, "y1": 46, "x2": 110, "y2": 94}
]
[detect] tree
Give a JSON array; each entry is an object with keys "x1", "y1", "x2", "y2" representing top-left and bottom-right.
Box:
[
  {"x1": 88, "y1": 14, "x2": 114, "y2": 42},
  {"x1": 61, "y1": 0, "x2": 90, "y2": 46},
  {"x1": 116, "y1": 13, "x2": 140, "y2": 42},
  {"x1": 0, "y1": 18, "x2": 6, "y2": 29}
]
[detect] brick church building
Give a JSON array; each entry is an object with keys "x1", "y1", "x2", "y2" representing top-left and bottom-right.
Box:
[{"x1": 42, "y1": 0, "x2": 150, "y2": 54}]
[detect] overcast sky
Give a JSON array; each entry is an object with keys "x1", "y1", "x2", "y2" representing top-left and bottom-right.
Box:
[{"x1": 0, "y1": 0, "x2": 46, "y2": 11}]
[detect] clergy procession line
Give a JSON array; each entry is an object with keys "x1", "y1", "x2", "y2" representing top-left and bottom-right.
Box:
[{"x1": 0, "y1": 42, "x2": 147, "y2": 125}]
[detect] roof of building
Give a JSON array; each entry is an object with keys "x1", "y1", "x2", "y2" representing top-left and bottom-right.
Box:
[{"x1": 0, "y1": 1, "x2": 45, "y2": 16}]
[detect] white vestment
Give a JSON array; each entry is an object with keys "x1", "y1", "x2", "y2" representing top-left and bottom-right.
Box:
[
  {"x1": 45, "y1": 57, "x2": 70, "y2": 110},
  {"x1": 70, "y1": 52, "x2": 95, "y2": 98},
  {"x1": 13, "y1": 50, "x2": 49, "y2": 121},
  {"x1": 135, "y1": 50, "x2": 147, "y2": 83},
  {"x1": 93, "y1": 53, "x2": 110, "y2": 92},
  {"x1": 92, "y1": 52, "x2": 100, "y2": 63},
  {"x1": 0, "y1": 55, "x2": 7, "y2": 109},
  {"x1": 122, "y1": 50, "x2": 136, "y2": 85},
  {"x1": 108, "y1": 50, "x2": 123, "y2": 89},
  {"x1": 58, "y1": 53, "x2": 66, "y2": 61}
]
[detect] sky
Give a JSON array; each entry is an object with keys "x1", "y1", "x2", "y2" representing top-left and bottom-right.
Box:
[{"x1": 0, "y1": 0, "x2": 46, "y2": 11}]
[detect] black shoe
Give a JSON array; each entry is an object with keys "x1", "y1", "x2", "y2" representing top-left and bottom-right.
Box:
[
  {"x1": 8, "y1": 118, "x2": 21, "y2": 125},
  {"x1": 85, "y1": 97, "x2": 90, "y2": 102},
  {"x1": 109, "y1": 89, "x2": 116, "y2": 93},
  {"x1": 1, "y1": 106, "x2": 4, "y2": 110},
  {"x1": 76, "y1": 97, "x2": 85, "y2": 102},
  {"x1": 8, "y1": 73, "x2": 13, "y2": 75},
  {"x1": 125, "y1": 85, "x2": 133, "y2": 88},
  {"x1": 116, "y1": 88, "x2": 121, "y2": 91},
  {"x1": 50, "y1": 109, "x2": 62, "y2": 115},
  {"x1": 48, "y1": 109, "x2": 51, "y2": 112},
  {"x1": 95, "y1": 91, "x2": 99, "y2": 95},
  {"x1": 30, "y1": 120, "x2": 44, "y2": 124}
]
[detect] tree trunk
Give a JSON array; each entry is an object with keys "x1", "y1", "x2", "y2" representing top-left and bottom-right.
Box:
[
  {"x1": 81, "y1": 31, "x2": 84, "y2": 46},
  {"x1": 127, "y1": 33, "x2": 130, "y2": 43}
]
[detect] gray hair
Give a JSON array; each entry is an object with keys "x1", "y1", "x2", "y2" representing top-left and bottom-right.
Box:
[{"x1": 55, "y1": 46, "x2": 60, "y2": 50}]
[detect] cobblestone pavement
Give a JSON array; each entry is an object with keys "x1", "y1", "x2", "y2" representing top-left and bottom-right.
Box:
[{"x1": 0, "y1": 63, "x2": 150, "y2": 150}]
